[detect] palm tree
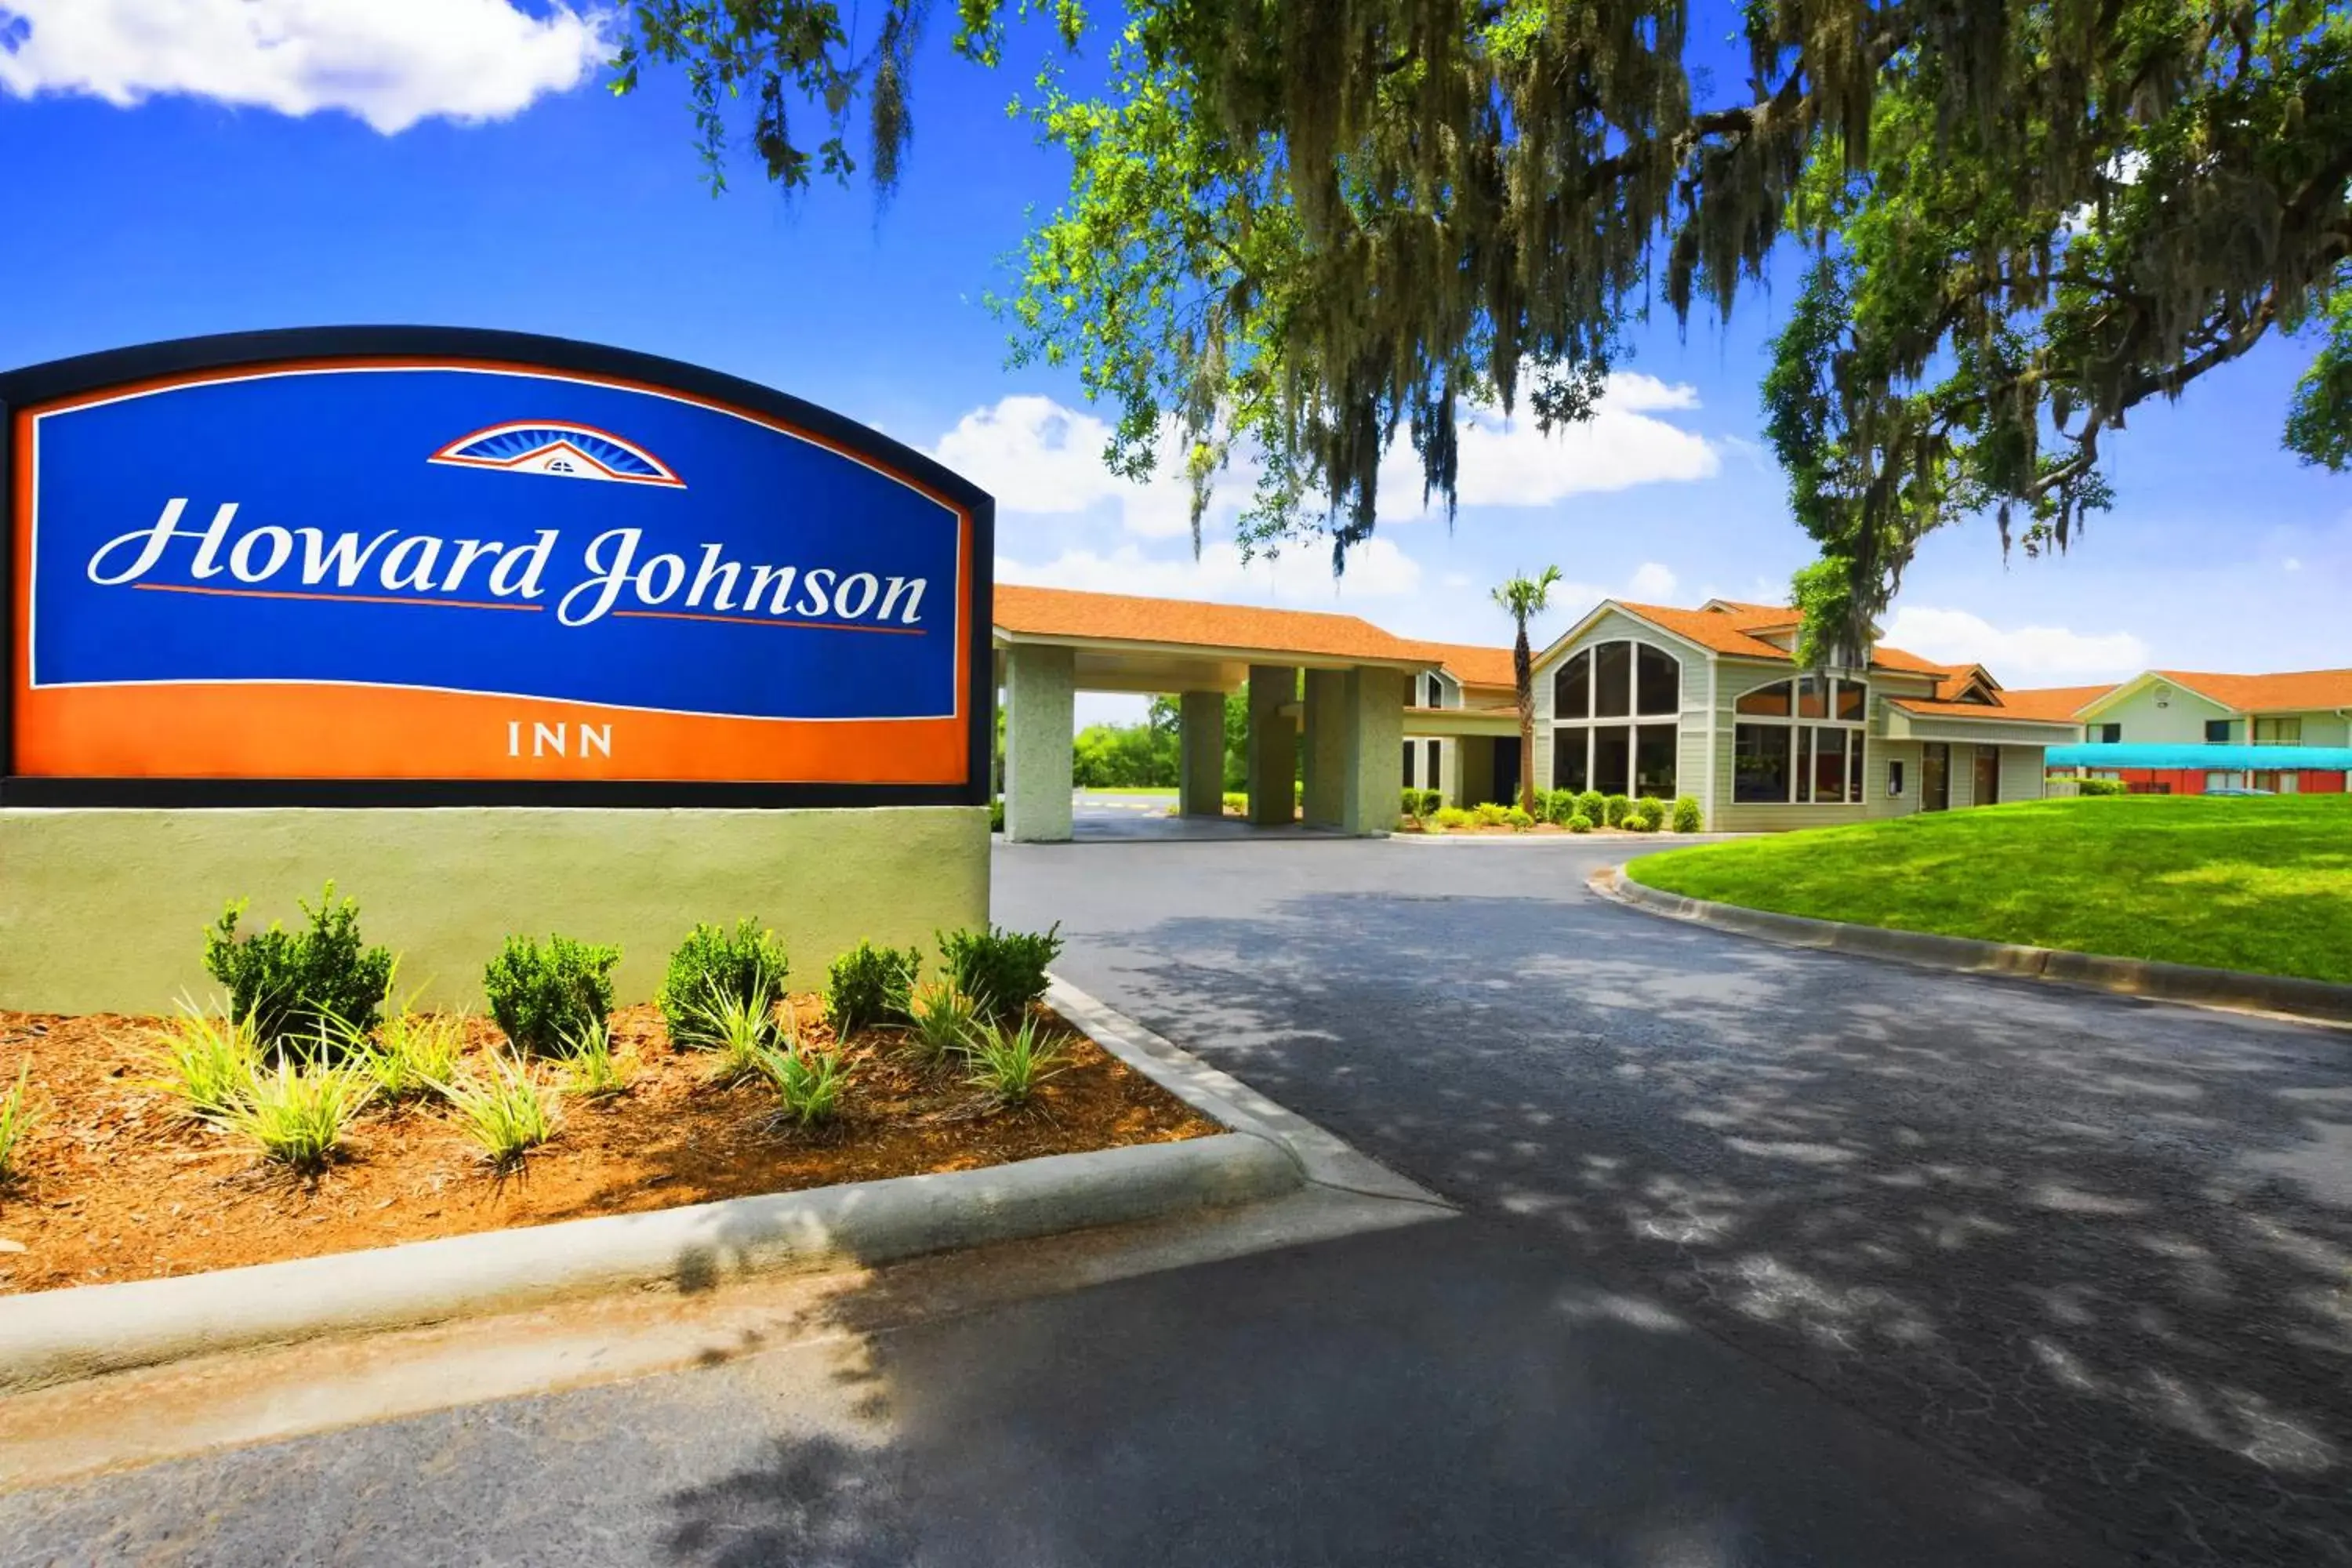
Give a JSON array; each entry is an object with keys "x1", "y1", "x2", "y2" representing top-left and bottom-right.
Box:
[{"x1": 1492, "y1": 568, "x2": 1563, "y2": 815}]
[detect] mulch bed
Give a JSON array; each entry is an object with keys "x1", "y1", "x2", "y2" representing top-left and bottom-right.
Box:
[{"x1": 0, "y1": 1000, "x2": 1218, "y2": 1296}]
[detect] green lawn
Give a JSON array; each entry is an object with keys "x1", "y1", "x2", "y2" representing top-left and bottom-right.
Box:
[{"x1": 1627, "y1": 795, "x2": 2352, "y2": 984}]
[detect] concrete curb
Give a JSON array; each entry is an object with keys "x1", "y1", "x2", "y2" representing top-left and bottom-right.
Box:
[
  {"x1": 0, "y1": 989, "x2": 1314, "y2": 1394},
  {"x1": 1598, "y1": 866, "x2": 2352, "y2": 1027}
]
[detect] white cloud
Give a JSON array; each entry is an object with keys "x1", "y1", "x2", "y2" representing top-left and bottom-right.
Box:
[
  {"x1": 1000, "y1": 537, "x2": 1424, "y2": 605},
  {"x1": 938, "y1": 373, "x2": 1717, "y2": 540},
  {"x1": 1625, "y1": 561, "x2": 1679, "y2": 600},
  {"x1": 0, "y1": 0, "x2": 612, "y2": 132},
  {"x1": 1882, "y1": 606, "x2": 2151, "y2": 682},
  {"x1": 1377, "y1": 371, "x2": 1719, "y2": 514}
]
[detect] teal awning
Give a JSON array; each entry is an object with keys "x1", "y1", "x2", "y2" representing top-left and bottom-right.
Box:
[{"x1": 2048, "y1": 743, "x2": 2352, "y2": 769}]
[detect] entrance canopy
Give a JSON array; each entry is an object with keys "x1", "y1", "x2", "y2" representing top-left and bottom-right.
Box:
[
  {"x1": 2049, "y1": 743, "x2": 2352, "y2": 770},
  {"x1": 990, "y1": 585, "x2": 1436, "y2": 841}
]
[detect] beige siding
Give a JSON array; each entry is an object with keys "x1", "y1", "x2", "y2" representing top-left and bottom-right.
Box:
[
  {"x1": 1709, "y1": 662, "x2": 1939, "y2": 830},
  {"x1": 2000, "y1": 744, "x2": 2047, "y2": 804},
  {"x1": 2089, "y1": 682, "x2": 2231, "y2": 745}
]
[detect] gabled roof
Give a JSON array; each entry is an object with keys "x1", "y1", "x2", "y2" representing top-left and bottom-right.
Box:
[
  {"x1": 1410, "y1": 641, "x2": 1519, "y2": 689},
  {"x1": 2147, "y1": 667, "x2": 2352, "y2": 715},
  {"x1": 992, "y1": 584, "x2": 1430, "y2": 666},
  {"x1": 1881, "y1": 695, "x2": 2082, "y2": 728},
  {"x1": 1995, "y1": 684, "x2": 2115, "y2": 722},
  {"x1": 1607, "y1": 600, "x2": 1944, "y2": 678}
]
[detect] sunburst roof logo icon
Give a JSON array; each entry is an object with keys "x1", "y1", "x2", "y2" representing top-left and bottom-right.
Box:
[{"x1": 428, "y1": 422, "x2": 684, "y2": 487}]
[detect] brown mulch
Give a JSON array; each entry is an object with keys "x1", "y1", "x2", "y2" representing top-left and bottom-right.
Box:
[{"x1": 0, "y1": 1000, "x2": 1218, "y2": 1296}]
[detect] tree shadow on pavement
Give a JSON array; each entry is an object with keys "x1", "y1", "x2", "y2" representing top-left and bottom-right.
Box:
[{"x1": 1027, "y1": 891, "x2": 2352, "y2": 1568}]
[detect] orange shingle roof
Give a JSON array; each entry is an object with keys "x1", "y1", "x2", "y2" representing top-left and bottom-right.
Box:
[
  {"x1": 992, "y1": 584, "x2": 1428, "y2": 665},
  {"x1": 1996, "y1": 684, "x2": 2114, "y2": 721},
  {"x1": 1410, "y1": 641, "x2": 1519, "y2": 689},
  {"x1": 1885, "y1": 695, "x2": 2083, "y2": 726},
  {"x1": 1614, "y1": 601, "x2": 1943, "y2": 678},
  {"x1": 2152, "y1": 668, "x2": 2352, "y2": 714}
]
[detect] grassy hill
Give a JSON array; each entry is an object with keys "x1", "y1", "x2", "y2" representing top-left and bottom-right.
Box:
[{"x1": 1628, "y1": 795, "x2": 2352, "y2": 984}]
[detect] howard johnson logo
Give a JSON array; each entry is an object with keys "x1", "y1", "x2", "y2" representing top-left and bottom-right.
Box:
[
  {"x1": 78, "y1": 408, "x2": 932, "y2": 631},
  {"x1": 427, "y1": 422, "x2": 685, "y2": 487}
]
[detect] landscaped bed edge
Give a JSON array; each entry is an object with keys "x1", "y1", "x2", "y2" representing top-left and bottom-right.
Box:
[
  {"x1": 0, "y1": 1131, "x2": 1296, "y2": 1394},
  {"x1": 1601, "y1": 866, "x2": 2352, "y2": 1027}
]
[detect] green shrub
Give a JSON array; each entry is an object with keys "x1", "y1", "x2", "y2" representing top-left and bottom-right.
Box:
[
  {"x1": 484, "y1": 935, "x2": 619, "y2": 1057},
  {"x1": 1566, "y1": 813, "x2": 1595, "y2": 833},
  {"x1": 1539, "y1": 789, "x2": 1578, "y2": 826},
  {"x1": 1504, "y1": 807, "x2": 1534, "y2": 829},
  {"x1": 904, "y1": 978, "x2": 982, "y2": 1066},
  {"x1": 202, "y1": 883, "x2": 395, "y2": 1057},
  {"x1": 437, "y1": 1050, "x2": 560, "y2": 1167},
  {"x1": 1602, "y1": 793, "x2": 1633, "y2": 826},
  {"x1": 659, "y1": 920, "x2": 788, "y2": 1048},
  {"x1": 362, "y1": 1011, "x2": 466, "y2": 1102},
  {"x1": 1670, "y1": 795, "x2": 1704, "y2": 833},
  {"x1": 1621, "y1": 811, "x2": 1656, "y2": 833},
  {"x1": 1399, "y1": 788, "x2": 1422, "y2": 818},
  {"x1": 939, "y1": 924, "x2": 1063, "y2": 1022},
  {"x1": 964, "y1": 1014, "x2": 1071, "y2": 1109},
  {"x1": 753, "y1": 1038, "x2": 851, "y2": 1127},
  {"x1": 1574, "y1": 789, "x2": 1605, "y2": 822},
  {"x1": 1417, "y1": 788, "x2": 1443, "y2": 817},
  {"x1": 1434, "y1": 805, "x2": 1478, "y2": 829},
  {"x1": 0, "y1": 1062, "x2": 37, "y2": 1181},
  {"x1": 989, "y1": 797, "x2": 1007, "y2": 831},
  {"x1": 220, "y1": 1061, "x2": 374, "y2": 1171},
  {"x1": 826, "y1": 940, "x2": 921, "y2": 1036},
  {"x1": 2075, "y1": 778, "x2": 2126, "y2": 797},
  {"x1": 147, "y1": 1007, "x2": 262, "y2": 1123},
  {"x1": 1222, "y1": 791, "x2": 1247, "y2": 815},
  {"x1": 1473, "y1": 801, "x2": 1510, "y2": 826},
  {"x1": 1632, "y1": 796, "x2": 1668, "y2": 828}
]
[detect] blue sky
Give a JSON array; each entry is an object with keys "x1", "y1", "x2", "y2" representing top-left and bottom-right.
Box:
[{"x1": 2, "y1": 1, "x2": 2345, "y2": 728}]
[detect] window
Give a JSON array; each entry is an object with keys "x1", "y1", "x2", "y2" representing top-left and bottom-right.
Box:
[
  {"x1": 1426, "y1": 740, "x2": 1441, "y2": 792},
  {"x1": 1636, "y1": 644, "x2": 1678, "y2": 716},
  {"x1": 1592, "y1": 725, "x2": 1632, "y2": 797},
  {"x1": 2255, "y1": 716, "x2": 2303, "y2": 745},
  {"x1": 1552, "y1": 638, "x2": 1683, "y2": 799},
  {"x1": 2205, "y1": 771, "x2": 2236, "y2": 793},
  {"x1": 1733, "y1": 724, "x2": 1793, "y2": 803},
  {"x1": 2089, "y1": 723, "x2": 2122, "y2": 744},
  {"x1": 1594, "y1": 642, "x2": 1632, "y2": 718},
  {"x1": 1635, "y1": 724, "x2": 1678, "y2": 797},
  {"x1": 2205, "y1": 719, "x2": 2232, "y2": 744},
  {"x1": 1552, "y1": 728, "x2": 1589, "y2": 792},
  {"x1": 1729, "y1": 673, "x2": 1868, "y2": 806},
  {"x1": 1887, "y1": 759, "x2": 1906, "y2": 798},
  {"x1": 1402, "y1": 741, "x2": 1416, "y2": 788},
  {"x1": 1554, "y1": 650, "x2": 1591, "y2": 720}
]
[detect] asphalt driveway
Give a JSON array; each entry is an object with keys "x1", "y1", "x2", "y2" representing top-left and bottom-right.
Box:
[{"x1": 996, "y1": 834, "x2": 2352, "y2": 1568}]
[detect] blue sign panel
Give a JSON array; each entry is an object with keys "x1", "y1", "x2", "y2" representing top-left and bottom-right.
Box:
[{"x1": 2, "y1": 331, "x2": 993, "y2": 802}]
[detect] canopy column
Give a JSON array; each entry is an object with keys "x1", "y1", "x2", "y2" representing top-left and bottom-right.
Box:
[{"x1": 1003, "y1": 643, "x2": 1074, "y2": 843}]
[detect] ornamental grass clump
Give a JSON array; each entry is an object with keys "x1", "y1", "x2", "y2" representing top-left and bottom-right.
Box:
[
  {"x1": 826, "y1": 940, "x2": 921, "y2": 1038},
  {"x1": 964, "y1": 1014, "x2": 1071, "y2": 1110},
  {"x1": 437, "y1": 1050, "x2": 560, "y2": 1168},
  {"x1": 687, "y1": 977, "x2": 787, "y2": 1086},
  {"x1": 752, "y1": 1036, "x2": 851, "y2": 1129},
  {"x1": 201, "y1": 882, "x2": 396, "y2": 1058},
  {"x1": 902, "y1": 978, "x2": 982, "y2": 1067},
  {"x1": 220, "y1": 1061, "x2": 374, "y2": 1171},
  {"x1": 0, "y1": 1062, "x2": 37, "y2": 1181},
  {"x1": 1567, "y1": 813, "x2": 1595, "y2": 833},
  {"x1": 659, "y1": 920, "x2": 788, "y2": 1048},
  {"x1": 938, "y1": 924, "x2": 1062, "y2": 1023},
  {"x1": 484, "y1": 935, "x2": 619, "y2": 1057},
  {"x1": 361, "y1": 1010, "x2": 466, "y2": 1102},
  {"x1": 1473, "y1": 801, "x2": 1510, "y2": 827},
  {"x1": 148, "y1": 1006, "x2": 263, "y2": 1124},
  {"x1": 561, "y1": 1015, "x2": 635, "y2": 1098}
]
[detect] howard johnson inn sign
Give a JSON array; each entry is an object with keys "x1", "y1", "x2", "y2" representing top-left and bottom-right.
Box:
[{"x1": 0, "y1": 328, "x2": 996, "y2": 1012}]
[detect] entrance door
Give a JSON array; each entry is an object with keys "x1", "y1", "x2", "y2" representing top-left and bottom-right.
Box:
[
  {"x1": 1922, "y1": 743, "x2": 1951, "y2": 811},
  {"x1": 1973, "y1": 745, "x2": 2002, "y2": 807},
  {"x1": 1490, "y1": 735, "x2": 1524, "y2": 806}
]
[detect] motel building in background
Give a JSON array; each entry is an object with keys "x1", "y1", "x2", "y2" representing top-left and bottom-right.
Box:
[
  {"x1": 2019, "y1": 669, "x2": 2352, "y2": 795},
  {"x1": 989, "y1": 587, "x2": 2085, "y2": 840}
]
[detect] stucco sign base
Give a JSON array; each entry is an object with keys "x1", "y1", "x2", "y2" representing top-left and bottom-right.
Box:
[{"x1": 0, "y1": 804, "x2": 990, "y2": 1014}]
